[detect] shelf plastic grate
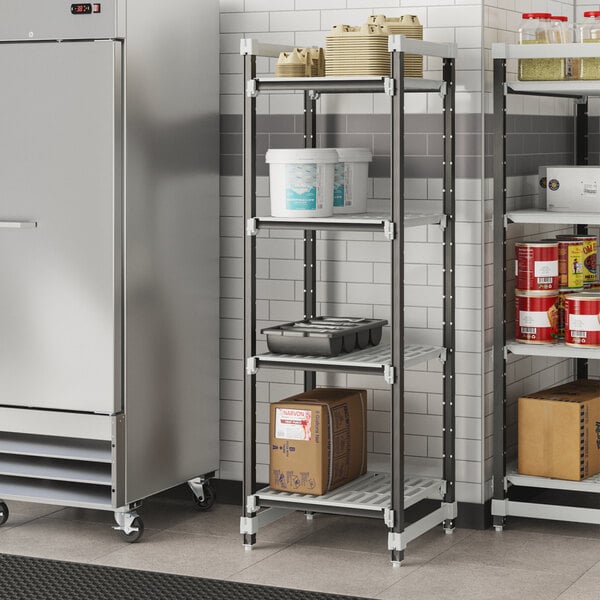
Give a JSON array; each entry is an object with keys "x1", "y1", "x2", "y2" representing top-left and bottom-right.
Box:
[
  {"x1": 506, "y1": 467, "x2": 600, "y2": 494},
  {"x1": 507, "y1": 340, "x2": 600, "y2": 361},
  {"x1": 256, "y1": 344, "x2": 442, "y2": 371},
  {"x1": 506, "y1": 209, "x2": 600, "y2": 226},
  {"x1": 255, "y1": 472, "x2": 445, "y2": 512},
  {"x1": 256, "y1": 212, "x2": 444, "y2": 230}
]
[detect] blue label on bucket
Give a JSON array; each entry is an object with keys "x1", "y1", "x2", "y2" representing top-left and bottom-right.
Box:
[
  {"x1": 286, "y1": 163, "x2": 317, "y2": 211},
  {"x1": 334, "y1": 162, "x2": 345, "y2": 207}
]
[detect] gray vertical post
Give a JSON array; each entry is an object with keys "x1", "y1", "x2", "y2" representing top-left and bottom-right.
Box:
[
  {"x1": 243, "y1": 53, "x2": 257, "y2": 546},
  {"x1": 576, "y1": 100, "x2": 589, "y2": 380},
  {"x1": 390, "y1": 49, "x2": 405, "y2": 564},
  {"x1": 304, "y1": 91, "x2": 317, "y2": 392},
  {"x1": 492, "y1": 57, "x2": 507, "y2": 529},
  {"x1": 442, "y1": 56, "x2": 456, "y2": 528}
]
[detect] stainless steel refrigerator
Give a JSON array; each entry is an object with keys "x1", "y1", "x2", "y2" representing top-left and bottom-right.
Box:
[{"x1": 0, "y1": 0, "x2": 219, "y2": 540}]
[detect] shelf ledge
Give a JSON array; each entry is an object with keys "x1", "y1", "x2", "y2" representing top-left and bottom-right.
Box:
[
  {"x1": 506, "y1": 209, "x2": 600, "y2": 226},
  {"x1": 254, "y1": 344, "x2": 443, "y2": 376},
  {"x1": 507, "y1": 340, "x2": 600, "y2": 360},
  {"x1": 254, "y1": 472, "x2": 445, "y2": 513},
  {"x1": 506, "y1": 467, "x2": 600, "y2": 494}
]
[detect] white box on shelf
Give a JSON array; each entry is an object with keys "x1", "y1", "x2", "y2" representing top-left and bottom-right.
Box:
[{"x1": 540, "y1": 166, "x2": 600, "y2": 212}]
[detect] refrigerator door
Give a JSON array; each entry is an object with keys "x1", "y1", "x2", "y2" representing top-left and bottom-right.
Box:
[{"x1": 0, "y1": 40, "x2": 122, "y2": 414}]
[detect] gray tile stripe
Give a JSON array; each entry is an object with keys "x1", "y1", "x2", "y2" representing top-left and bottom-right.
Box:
[{"x1": 221, "y1": 113, "x2": 575, "y2": 179}]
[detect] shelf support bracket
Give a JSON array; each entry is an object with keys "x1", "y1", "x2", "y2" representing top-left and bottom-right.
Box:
[
  {"x1": 387, "y1": 531, "x2": 406, "y2": 552},
  {"x1": 246, "y1": 79, "x2": 258, "y2": 98},
  {"x1": 439, "y1": 347, "x2": 448, "y2": 363},
  {"x1": 246, "y1": 218, "x2": 258, "y2": 237},
  {"x1": 384, "y1": 77, "x2": 395, "y2": 96},
  {"x1": 383, "y1": 220, "x2": 396, "y2": 241},
  {"x1": 308, "y1": 89, "x2": 320, "y2": 101},
  {"x1": 384, "y1": 364, "x2": 396, "y2": 385},
  {"x1": 246, "y1": 357, "x2": 258, "y2": 375},
  {"x1": 439, "y1": 214, "x2": 448, "y2": 231},
  {"x1": 503, "y1": 214, "x2": 509, "y2": 229},
  {"x1": 383, "y1": 508, "x2": 395, "y2": 528}
]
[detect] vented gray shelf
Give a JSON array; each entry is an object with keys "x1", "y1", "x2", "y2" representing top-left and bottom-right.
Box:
[
  {"x1": 0, "y1": 475, "x2": 112, "y2": 510},
  {"x1": 0, "y1": 432, "x2": 111, "y2": 463},
  {"x1": 507, "y1": 340, "x2": 600, "y2": 361},
  {"x1": 254, "y1": 344, "x2": 443, "y2": 375},
  {"x1": 0, "y1": 455, "x2": 111, "y2": 486},
  {"x1": 254, "y1": 212, "x2": 443, "y2": 232},
  {"x1": 506, "y1": 209, "x2": 600, "y2": 226},
  {"x1": 254, "y1": 76, "x2": 446, "y2": 95},
  {"x1": 506, "y1": 467, "x2": 600, "y2": 494},
  {"x1": 255, "y1": 472, "x2": 445, "y2": 513}
]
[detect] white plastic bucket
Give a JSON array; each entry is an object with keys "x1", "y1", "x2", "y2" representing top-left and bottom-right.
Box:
[
  {"x1": 266, "y1": 148, "x2": 338, "y2": 218},
  {"x1": 334, "y1": 148, "x2": 372, "y2": 214}
]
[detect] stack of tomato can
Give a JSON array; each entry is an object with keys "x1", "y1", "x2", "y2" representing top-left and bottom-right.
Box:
[
  {"x1": 515, "y1": 235, "x2": 599, "y2": 344},
  {"x1": 515, "y1": 241, "x2": 560, "y2": 343}
]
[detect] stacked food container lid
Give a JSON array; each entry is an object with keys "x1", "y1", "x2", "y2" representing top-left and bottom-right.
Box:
[
  {"x1": 275, "y1": 47, "x2": 325, "y2": 77},
  {"x1": 368, "y1": 14, "x2": 423, "y2": 77},
  {"x1": 325, "y1": 15, "x2": 423, "y2": 77}
]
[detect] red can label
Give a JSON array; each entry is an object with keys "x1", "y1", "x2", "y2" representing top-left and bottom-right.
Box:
[
  {"x1": 565, "y1": 294, "x2": 600, "y2": 347},
  {"x1": 516, "y1": 292, "x2": 558, "y2": 343},
  {"x1": 515, "y1": 242, "x2": 558, "y2": 292}
]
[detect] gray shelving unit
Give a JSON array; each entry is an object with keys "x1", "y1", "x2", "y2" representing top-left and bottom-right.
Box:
[
  {"x1": 239, "y1": 36, "x2": 457, "y2": 564},
  {"x1": 492, "y1": 42, "x2": 600, "y2": 528}
]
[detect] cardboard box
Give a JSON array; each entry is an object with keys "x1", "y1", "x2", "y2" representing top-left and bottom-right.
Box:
[
  {"x1": 518, "y1": 379, "x2": 600, "y2": 480},
  {"x1": 539, "y1": 165, "x2": 600, "y2": 212},
  {"x1": 269, "y1": 388, "x2": 367, "y2": 495}
]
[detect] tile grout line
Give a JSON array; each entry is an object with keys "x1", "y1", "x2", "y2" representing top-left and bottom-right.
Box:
[{"x1": 552, "y1": 556, "x2": 600, "y2": 600}]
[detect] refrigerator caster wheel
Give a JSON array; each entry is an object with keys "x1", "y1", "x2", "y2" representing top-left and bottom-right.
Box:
[
  {"x1": 119, "y1": 517, "x2": 144, "y2": 543},
  {"x1": 0, "y1": 502, "x2": 8, "y2": 526},
  {"x1": 193, "y1": 482, "x2": 216, "y2": 511}
]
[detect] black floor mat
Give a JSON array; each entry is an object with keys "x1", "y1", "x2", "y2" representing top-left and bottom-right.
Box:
[{"x1": 0, "y1": 553, "x2": 372, "y2": 600}]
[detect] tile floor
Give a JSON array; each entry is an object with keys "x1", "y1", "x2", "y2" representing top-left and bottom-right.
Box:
[{"x1": 1, "y1": 496, "x2": 600, "y2": 600}]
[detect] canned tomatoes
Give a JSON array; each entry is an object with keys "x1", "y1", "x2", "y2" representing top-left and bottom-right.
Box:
[
  {"x1": 557, "y1": 239, "x2": 584, "y2": 290},
  {"x1": 565, "y1": 292, "x2": 600, "y2": 347},
  {"x1": 515, "y1": 241, "x2": 558, "y2": 292},
  {"x1": 515, "y1": 291, "x2": 558, "y2": 344},
  {"x1": 557, "y1": 235, "x2": 597, "y2": 284}
]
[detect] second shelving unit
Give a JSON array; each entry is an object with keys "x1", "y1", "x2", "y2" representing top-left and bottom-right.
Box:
[
  {"x1": 492, "y1": 42, "x2": 600, "y2": 529},
  {"x1": 240, "y1": 36, "x2": 457, "y2": 564}
]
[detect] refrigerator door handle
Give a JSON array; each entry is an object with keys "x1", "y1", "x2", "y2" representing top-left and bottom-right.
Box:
[{"x1": 0, "y1": 221, "x2": 37, "y2": 229}]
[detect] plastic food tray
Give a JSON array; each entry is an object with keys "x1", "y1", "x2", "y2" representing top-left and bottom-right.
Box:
[{"x1": 262, "y1": 317, "x2": 388, "y2": 356}]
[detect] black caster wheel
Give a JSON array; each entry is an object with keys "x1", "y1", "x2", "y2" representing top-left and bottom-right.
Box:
[
  {"x1": 193, "y1": 482, "x2": 216, "y2": 511},
  {"x1": 0, "y1": 502, "x2": 8, "y2": 526},
  {"x1": 119, "y1": 517, "x2": 144, "y2": 543}
]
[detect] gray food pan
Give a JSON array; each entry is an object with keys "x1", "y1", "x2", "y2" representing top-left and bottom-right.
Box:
[{"x1": 262, "y1": 317, "x2": 388, "y2": 356}]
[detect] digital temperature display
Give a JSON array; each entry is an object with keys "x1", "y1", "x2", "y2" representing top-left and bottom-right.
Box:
[{"x1": 71, "y1": 3, "x2": 92, "y2": 14}]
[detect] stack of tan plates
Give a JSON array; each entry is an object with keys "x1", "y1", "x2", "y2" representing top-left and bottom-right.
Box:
[
  {"x1": 368, "y1": 14, "x2": 423, "y2": 78},
  {"x1": 275, "y1": 47, "x2": 325, "y2": 78},
  {"x1": 325, "y1": 24, "x2": 391, "y2": 77}
]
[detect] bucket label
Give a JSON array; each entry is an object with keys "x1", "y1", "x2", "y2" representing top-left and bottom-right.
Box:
[
  {"x1": 334, "y1": 163, "x2": 345, "y2": 207},
  {"x1": 285, "y1": 163, "x2": 318, "y2": 211},
  {"x1": 275, "y1": 408, "x2": 312, "y2": 441}
]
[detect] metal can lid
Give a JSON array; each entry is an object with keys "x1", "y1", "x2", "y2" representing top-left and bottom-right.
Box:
[
  {"x1": 515, "y1": 289, "x2": 558, "y2": 297},
  {"x1": 515, "y1": 240, "x2": 558, "y2": 246}
]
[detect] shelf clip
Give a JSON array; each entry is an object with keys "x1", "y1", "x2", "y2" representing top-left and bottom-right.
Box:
[
  {"x1": 384, "y1": 364, "x2": 396, "y2": 385},
  {"x1": 246, "y1": 218, "x2": 258, "y2": 236},
  {"x1": 439, "y1": 348, "x2": 448, "y2": 364},
  {"x1": 383, "y1": 220, "x2": 396, "y2": 241},
  {"x1": 246, "y1": 357, "x2": 258, "y2": 375},
  {"x1": 439, "y1": 214, "x2": 448, "y2": 231},
  {"x1": 308, "y1": 89, "x2": 320, "y2": 101},
  {"x1": 246, "y1": 494, "x2": 259, "y2": 514},
  {"x1": 383, "y1": 508, "x2": 395, "y2": 528},
  {"x1": 246, "y1": 79, "x2": 259, "y2": 98},
  {"x1": 384, "y1": 77, "x2": 395, "y2": 97},
  {"x1": 387, "y1": 531, "x2": 406, "y2": 552},
  {"x1": 439, "y1": 81, "x2": 447, "y2": 98},
  {"x1": 503, "y1": 214, "x2": 509, "y2": 229}
]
